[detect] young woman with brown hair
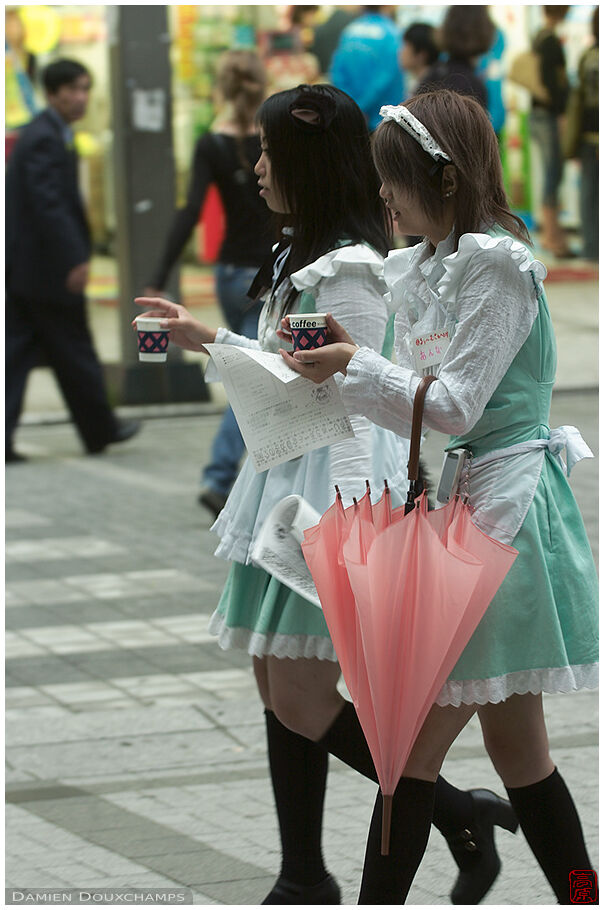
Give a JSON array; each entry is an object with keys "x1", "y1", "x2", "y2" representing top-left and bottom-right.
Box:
[{"x1": 283, "y1": 89, "x2": 598, "y2": 904}]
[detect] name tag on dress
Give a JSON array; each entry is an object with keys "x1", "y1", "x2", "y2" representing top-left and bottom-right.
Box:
[{"x1": 413, "y1": 330, "x2": 450, "y2": 376}]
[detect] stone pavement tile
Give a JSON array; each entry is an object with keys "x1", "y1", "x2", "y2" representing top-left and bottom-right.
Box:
[
  {"x1": 7, "y1": 605, "x2": 89, "y2": 630},
  {"x1": 6, "y1": 704, "x2": 215, "y2": 746},
  {"x1": 5, "y1": 509, "x2": 52, "y2": 527},
  {"x1": 5, "y1": 634, "x2": 49, "y2": 659},
  {"x1": 7, "y1": 658, "x2": 96, "y2": 687},
  {"x1": 8, "y1": 728, "x2": 243, "y2": 780},
  {"x1": 6, "y1": 579, "x2": 88, "y2": 607}
]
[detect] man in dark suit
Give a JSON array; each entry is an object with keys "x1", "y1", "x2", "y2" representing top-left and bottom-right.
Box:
[{"x1": 5, "y1": 58, "x2": 139, "y2": 462}]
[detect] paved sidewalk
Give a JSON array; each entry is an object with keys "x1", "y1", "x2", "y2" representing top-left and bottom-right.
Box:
[{"x1": 5, "y1": 387, "x2": 598, "y2": 906}]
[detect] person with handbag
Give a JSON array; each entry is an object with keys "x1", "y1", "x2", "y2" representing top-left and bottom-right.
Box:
[{"x1": 146, "y1": 50, "x2": 273, "y2": 517}]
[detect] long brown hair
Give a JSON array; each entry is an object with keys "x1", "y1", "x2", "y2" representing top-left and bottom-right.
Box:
[
  {"x1": 216, "y1": 50, "x2": 266, "y2": 168},
  {"x1": 372, "y1": 90, "x2": 530, "y2": 246}
]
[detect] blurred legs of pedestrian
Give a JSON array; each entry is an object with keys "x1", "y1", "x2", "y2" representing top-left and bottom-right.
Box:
[
  {"x1": 580, "y1": 143, "x2": 598, "y2": 261},
  {"x1": 529, "y1": 109, "x2": 574, "y2": 258},
  {"x1": 199, "y1": 264, "x2": 262, "y2": 517},
  {"x1": 5, "y1": 294, "x2": 140, "y2": 461}
]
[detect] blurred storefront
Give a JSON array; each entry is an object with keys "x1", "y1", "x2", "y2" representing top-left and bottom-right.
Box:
[{"x1": 5, "y1": 4, "x2": 597, "y2": 254}]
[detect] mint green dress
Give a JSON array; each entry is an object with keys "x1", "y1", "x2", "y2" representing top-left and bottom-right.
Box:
[
  {"x1": 341, "y1": 230, "x2": 598, "y2": 706},
  {"x1": 438, "y1": 284, "x2": 599, "y2": 704}
]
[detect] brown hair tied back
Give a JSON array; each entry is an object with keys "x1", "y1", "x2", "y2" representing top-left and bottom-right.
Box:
[
  {"x1": 288, "y1": 85, "x2": 337, "y2": 132},
  {"x1": 216, "y1": 50, "x2": 266, "y2": 167},
  {"x1": 372, "y1": 89, "x2": 530, "y2": 246}
]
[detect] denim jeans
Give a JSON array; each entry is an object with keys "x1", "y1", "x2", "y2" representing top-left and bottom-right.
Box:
[
  {"x1": 202, "y1": 264, "x2": 262, "y2": 497},
  {"x1": 529, "y1": 108, "x2": 563, "y2": 207},
  {"x1": 580, "y1": 142, "x2": 599, "y2": 260}
]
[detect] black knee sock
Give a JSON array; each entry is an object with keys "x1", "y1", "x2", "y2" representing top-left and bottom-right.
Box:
[
  {"x1": 264, "y1": 709, "x2": 328, "y2": 887},
  {"x1": 358, "y1": 777, "x2": 436, "y2": 904},
  {"x1": 506, "y1": 768, "x2": 593, "y2": 905},
  {"x1": 318, "y1": 700, "x2": 471, "y2": 831},
  {"x1": 431, "y1": 775, "x2": 474, "y2": 832},
  {"x1": 317, "y1": 699, "x2": 378, "y2": 781}
]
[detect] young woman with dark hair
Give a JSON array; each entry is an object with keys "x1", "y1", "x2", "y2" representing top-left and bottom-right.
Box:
[
  {"x1": 283, "y1": 89, "x2": 598, "y2": 905},
  {"x1": 418, "y1": 6, "x2": 495, "y2": 109},
  {"x1": 136, "y1": 85, "x2": 517, "y2": 906}
]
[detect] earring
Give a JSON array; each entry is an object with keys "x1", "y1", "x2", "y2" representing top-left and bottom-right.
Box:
[{"x1": 442, "y1": 190, "x2": 455, "y2": 199}]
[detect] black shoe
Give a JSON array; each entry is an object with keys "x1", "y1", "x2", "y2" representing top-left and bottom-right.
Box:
[
  {"x1": 87, "y1": 420, "x2": 141, "y2": 454},
  {"x1": 5, "y1": 448, "x2": 28, "y2": 464},
  {"x1": 112, "y1": 419, "x2": 141, "y2": 444},
  {"x1": 448, "y1": 789, "x2": 519, "y2": 904},
  {"x1": 198, "y1": 487, "x2": 227, "y2": 519},
  {"x1": 262, "y1": 873, "x2": 340, "y2": 905}
]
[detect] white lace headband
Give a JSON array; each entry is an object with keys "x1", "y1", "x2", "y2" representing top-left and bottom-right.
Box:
[{"x1": 379, "y1": 104, "x2": 451, "y2": 164}]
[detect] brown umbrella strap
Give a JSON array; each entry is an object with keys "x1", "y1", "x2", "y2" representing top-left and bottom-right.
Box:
[{"x1": 407, "y1": 374, "x2": 437, "y2": 482}]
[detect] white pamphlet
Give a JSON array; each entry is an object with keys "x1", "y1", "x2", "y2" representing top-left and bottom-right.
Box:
[
  {"x1": 204, "y1": 343, "x2": 354, "y2": 473},
  {"x1": 251, "y1": 495, "x2": 322, "y2": 608}
]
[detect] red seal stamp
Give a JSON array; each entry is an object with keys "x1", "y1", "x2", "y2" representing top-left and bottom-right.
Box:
[{"x1": 570, "y1": 870, "x2": 598, "y2": 903}]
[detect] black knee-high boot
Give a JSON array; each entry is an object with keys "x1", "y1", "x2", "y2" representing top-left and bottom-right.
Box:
[
  {"x1": 506, "y1": 768, "x2": 594, "y2": 904},
  {"x1": 319, "y1": 701, "x2": 516, "y2": 904},
  {"x1": 358, "y1": 776, "x2": 436, "y2": 904},
  {"x1": 262, "y1": 709, "x2": 340, "y2": 904}
]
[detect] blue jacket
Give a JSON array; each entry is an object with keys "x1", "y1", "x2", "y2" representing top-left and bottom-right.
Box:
[{"x1": 329, "y1": 13, "x2": 403, "y2": 131}]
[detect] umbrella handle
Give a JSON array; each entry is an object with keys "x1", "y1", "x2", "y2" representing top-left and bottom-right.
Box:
[{"x1": 407, "y1": 374, "x2": 437, "y2": 483}]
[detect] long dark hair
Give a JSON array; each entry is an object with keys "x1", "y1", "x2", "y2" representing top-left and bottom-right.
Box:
[
  {"x1": 257, "y1": 84, "x2": 392, "y2": 308},
  {"x1": 372, "y1": 90, "x2": 530, "y2": 246}
]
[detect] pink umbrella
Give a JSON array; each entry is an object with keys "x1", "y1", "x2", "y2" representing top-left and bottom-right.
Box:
[{"x1": 302, "y1": 377, "x2": 518, "y2": 853}]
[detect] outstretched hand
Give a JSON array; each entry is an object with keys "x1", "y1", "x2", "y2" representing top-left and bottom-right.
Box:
[
  {"x1": 278, "y1": 313, "x2": 359, "y2": 384},
  {"x1": 133, "y1": 297, "x2": 217, "y2": 353}
]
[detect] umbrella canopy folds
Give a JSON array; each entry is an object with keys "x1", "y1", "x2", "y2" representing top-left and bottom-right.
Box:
[{"x1": 301, "y1": 376, "x2": 518, "y2": 853}]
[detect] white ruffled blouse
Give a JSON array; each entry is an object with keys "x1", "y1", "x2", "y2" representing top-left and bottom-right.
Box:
[
  {"x1": 341, "y1": 230, "x2": 547, "y2": 440},
  {"x1": 211, "y1": 242, "x2": 410, "y2": 565}
]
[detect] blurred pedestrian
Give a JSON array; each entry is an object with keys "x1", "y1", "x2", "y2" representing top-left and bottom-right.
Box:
[
  {"x1": 477, "y1": 21, "x2": 507, "y2": 140},
  {"x1": 564, "y1": 7, "x2": 598, "y2": 262},
  {"x1": 329, "y1": 6, "x2": 403, "y2": 131},
  {"x1": 310, "y1": 5, "x2": 360, "y2": 78},
  {"x1": 146, "y1": 51, "x2": 273, "y2": 518},
  {"x1": 136, "y1": 84, "x2": 516, "y2": 907},
  {"x1": 529, "y1": 6, "x2": 573, "y2": 258},
  {"x1": 5, "y1": 58, "x2": 140, "y2": 462},
  {"x1": 399, "y1": 22, "x2": 439, "y2": 96},
  {"x1": 417, "y1": 6, "x2": 494, "y2": 109}
]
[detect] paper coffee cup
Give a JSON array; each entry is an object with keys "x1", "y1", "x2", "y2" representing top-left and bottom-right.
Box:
[
  {"x1": 289, "y1": 313, "x2": 328, "y2": 352},
  {"x1": 135, "y1": 316, "x2": 170, "y2": 362}
]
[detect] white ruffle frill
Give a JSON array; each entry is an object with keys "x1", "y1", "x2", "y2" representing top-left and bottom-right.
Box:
[
  {"x1": 208, "y1": 612, "x2": 338, "y2": 661},
  {"x1": 437, "y1": 663, "x2": 599, "y2": 707}
]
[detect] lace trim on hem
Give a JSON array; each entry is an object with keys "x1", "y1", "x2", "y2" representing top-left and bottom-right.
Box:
[
  {"x1": 208, "y1": 612, "x2": 338, "y2": 661},
  {"x1": 436, "y1": 663, "x2": 599, "y2": 707}
]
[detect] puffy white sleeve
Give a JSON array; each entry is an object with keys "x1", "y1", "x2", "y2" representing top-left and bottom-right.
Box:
[
  {"x1": 341, "y1": 244, "x2": 540, "y2": 438},
  {"x1": 312, "y1": 264, "x2": 389, "y2": 504},
  {"x1": 215, "y1": 326, "x2": 261, "y2": 350}
]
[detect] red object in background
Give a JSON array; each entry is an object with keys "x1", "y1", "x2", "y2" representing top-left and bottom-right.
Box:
[
  {"x1": 6, "y1": 131, "x2": 19, "y2": 162},
  {"x1": 198, "y1": 184, "x2": 225, "y2": 264}
]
